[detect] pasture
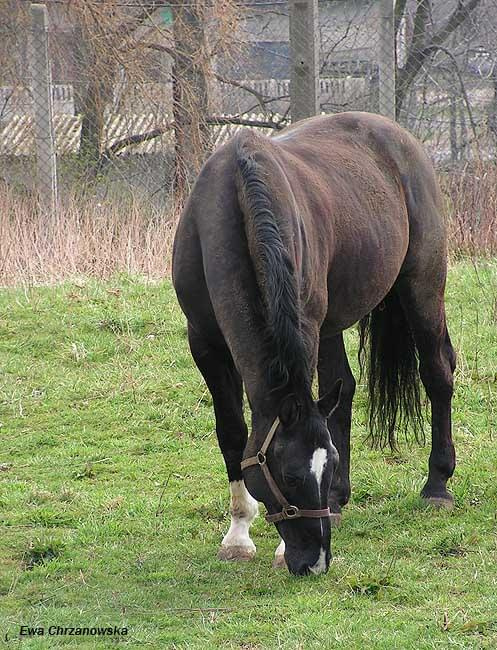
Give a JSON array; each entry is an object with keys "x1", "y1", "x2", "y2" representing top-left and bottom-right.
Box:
[{"x1": 1, "y1": 260, "x2": 496, "y2": 648}]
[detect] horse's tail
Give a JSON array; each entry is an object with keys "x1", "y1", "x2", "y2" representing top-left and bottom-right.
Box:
[
  {"x1": 358, "y1": 289, "x2": 424, "y2": 450},
  {"x1": 234, "y1": 131, "x2": 311, "y2": 398}
]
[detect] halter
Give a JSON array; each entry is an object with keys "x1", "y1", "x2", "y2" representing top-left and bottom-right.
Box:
[{"x1": 240, "y1": 417, "x2": 331, "y2": 524}]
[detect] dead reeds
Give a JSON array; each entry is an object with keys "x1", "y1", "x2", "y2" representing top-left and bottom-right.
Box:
[
  {"x1": 1, "y1": 162, "x2": 496, "y2": 286},
  {"x1": 0, "y1": 190, "x2": 178, "y2": 285}
]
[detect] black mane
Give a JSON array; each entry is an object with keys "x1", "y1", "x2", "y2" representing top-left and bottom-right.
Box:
[{"x1": 235, "y1": 135, "x2": 312, "y2": 405}]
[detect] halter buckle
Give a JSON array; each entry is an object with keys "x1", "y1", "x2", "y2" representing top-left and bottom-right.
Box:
[
  {"x1": 283, "y1": 505, "x2": 299, "y2": 519},
  {"x1": 257, "y1": 451, "x2": 266, "y2": 465}
]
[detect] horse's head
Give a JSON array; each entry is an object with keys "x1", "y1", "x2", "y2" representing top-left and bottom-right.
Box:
[{"x1": 243, "y1": 379, "x2": 342, "y2": 576}]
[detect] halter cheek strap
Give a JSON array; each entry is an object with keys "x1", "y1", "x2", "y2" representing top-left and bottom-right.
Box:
[{"x1": 240, "y1": 417, "x2": 331, "y2": 524}]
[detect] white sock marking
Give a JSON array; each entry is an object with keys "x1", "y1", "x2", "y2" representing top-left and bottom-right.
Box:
[
  {"x1": 274, "y1": 538, "x2": 285, "y2": 558},
  {"x1": 310, "y1": 448, "x2": 328, "y2": 488},
  {"x1": 221, "y1": 480, "x2": 258, "y2": 551},
  {"x1": 309, "y1": 548, "x2": 327, "y2": 575}
]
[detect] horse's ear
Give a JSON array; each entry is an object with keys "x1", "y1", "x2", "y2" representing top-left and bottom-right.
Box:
[
  {"x1": 278, "y1": 394, "x2": 301, "y2": 427},
  {"x1": 317, "y1": 379, "x2": 343, "y2": 419}
]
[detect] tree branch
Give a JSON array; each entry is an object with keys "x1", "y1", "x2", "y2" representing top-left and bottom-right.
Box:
[
  {"x1": 422, "y1": 44, "x2": 478, "y2": 141},
  {"x1": 103, "y1": 126, "x2": 172, "y2": 158},
  {"x1": 206, "y1": 115, "x2": 285, "y2": 129},
  {"x1": 412, "y1": 0, "x2": 430, "y2": 53},
  {"x1": 432, "y1": 0, "x2": 481, "y2": 48},
  {"x1": 397, "y1": 0, "x2": 483, "y2": 114},
  {"x1": 213, "y1": 74, "x2": 267, "y2": 113},
  {"x1": 99, "y1": 115, "x2": 285, "y2": 167},
  {"x1": 134, "y1": 41, "x2": 175, "y2": 58},
  {"x1": 116, "y1": 2, "x2": 170, "y2": 40}
]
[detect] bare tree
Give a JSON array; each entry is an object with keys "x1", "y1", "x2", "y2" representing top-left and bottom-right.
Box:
[
  {"x1": 395, "y1": 0, "x2": 483, "y2": 116},
  {"x1": 171, "y1": 0, "x2": 210, "y2": 200},
  {"x1": 62, "y1": 1, "x2": 170, "y2": 177}
]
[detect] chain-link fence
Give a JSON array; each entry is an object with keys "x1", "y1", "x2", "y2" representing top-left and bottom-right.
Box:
[{"x1": 1, "y1": 0, "x2": 497, "y2": 214}]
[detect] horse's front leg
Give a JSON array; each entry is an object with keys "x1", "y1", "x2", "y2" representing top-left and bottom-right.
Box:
[
  {"x1": 188, "y1": 327, "x2": 258, "y2": 561},
  {"x1": 318, "y1": 333, "x2": 356, "y2": 524},
  {"x1": 273, "y1": 538, "x2": 286, "y2": 568},
  {"x1": 219, "y1": 479, "x2": 258, "y2": 560}
]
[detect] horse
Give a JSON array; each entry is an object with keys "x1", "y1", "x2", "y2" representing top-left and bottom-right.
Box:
[{"x1": 172, "y1": 111, "x2": 456, "y2": 576}]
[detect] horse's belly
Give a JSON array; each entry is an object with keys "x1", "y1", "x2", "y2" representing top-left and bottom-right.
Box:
[{"x1": 324, "y1": 224, "x2": 408, "y2": 333}]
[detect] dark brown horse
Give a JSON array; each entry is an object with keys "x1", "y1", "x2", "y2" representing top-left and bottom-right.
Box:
[{"x1": 172, "y1": 112, "x2": 456, "y2": 576}]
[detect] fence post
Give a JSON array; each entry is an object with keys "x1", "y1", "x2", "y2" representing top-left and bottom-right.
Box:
[
  {"x1": 289, "y1": 0, "x2": 319, "y2": 122},
  {"x1": 29, "y1": 3, "x2": 57, "y2": 211},
  {"x1": 378, "y1": 0, "x2": 396, "y2": 121}
]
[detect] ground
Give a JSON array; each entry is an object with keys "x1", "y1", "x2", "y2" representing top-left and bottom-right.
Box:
[{"x1": 1, "y1": 260, "x2": 496, "y2": 649}]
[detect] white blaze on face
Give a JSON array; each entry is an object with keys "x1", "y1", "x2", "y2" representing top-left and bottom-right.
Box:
[
  {"x1": 310, "y1": 447, "x2": 328, "y2": 489},
  {"x1": 310, "y1": 447, "x2": 329, "y2": 541},
  {"x1": 309, "y1": 548, "x2": 327, "y2": 575},
  {"x1": 221, "y1": 480, "x2": 259, "y2": 551}
]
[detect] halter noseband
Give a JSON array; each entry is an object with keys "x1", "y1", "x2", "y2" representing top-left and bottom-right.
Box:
[{"x1": 240, "y1": 417, "x2": 331, "y2": 524}]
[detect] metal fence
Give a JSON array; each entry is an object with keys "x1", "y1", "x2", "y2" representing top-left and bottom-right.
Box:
[{"x1": 1, "y1": 0, "x2": 497, "y2": 213}]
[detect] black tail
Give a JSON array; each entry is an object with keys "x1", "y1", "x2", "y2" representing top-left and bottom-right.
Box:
[
  {"x1": 358, "y1": 289, "x2": 424, "y2": 450},
  {"x1": 234, "y1": 132, "x2": 311, "y2": 400}
]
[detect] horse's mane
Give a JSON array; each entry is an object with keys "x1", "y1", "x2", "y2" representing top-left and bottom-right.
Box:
[{"x1": 234, "y1": 132, "x2": 312, "y2": 406}]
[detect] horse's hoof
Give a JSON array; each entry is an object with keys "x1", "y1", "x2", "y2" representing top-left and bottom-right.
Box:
[
  {"x1": 217, "y1": 545, "x2": 256, "y2": 562},
  {"x1": 272, "y1": 554, "x2": 287, "y2": 569},
  {"x1": 423, "y1": 496, "x2": 454, "y2": 510},
  {"x1": 330, "y1": 513, "x2": 342, "y2": 527}
]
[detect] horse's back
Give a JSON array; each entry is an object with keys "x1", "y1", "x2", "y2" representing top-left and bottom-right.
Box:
[
  {"x1": 273, "y1": 111, "x2": 444, "y2": 248},
  {"x1": 174, "y1": 112, "x2": 447, "y2": 337},
  {"x1": 271, "y1": 112, "x2": 447, "y2": 324},
  {"x1": 325, "y1": 113, "x2": 447, "y2": 282}
]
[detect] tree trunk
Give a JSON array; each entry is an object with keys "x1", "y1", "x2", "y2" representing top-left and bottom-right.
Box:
[
  {"x1": 395, "y1": 0, "x2": 483, "y2": 118},
  {"x1": 171, "y1": 0, "x2": 210, "y2": 204},
  {"x1": 79, "y1": 75, "x2": 107, "y2": 177},
  {"x1": 73, "y1": 23, "x2": 114, "y2": 180}
]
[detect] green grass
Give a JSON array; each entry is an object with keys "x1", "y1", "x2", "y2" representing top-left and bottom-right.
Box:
[{"x1": 1, "y1": 261, "x2": 497, "y2": 649}]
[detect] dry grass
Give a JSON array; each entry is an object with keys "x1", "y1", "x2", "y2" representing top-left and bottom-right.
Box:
[
  {"x1": 0, "y1": 190, "x2": 178, "y2": 285},
  {"x1": 1, "y1": 163, "x2": 497, "y2": 286},
  {"x1": 442, "y1": 161, "x2": 497, "y2": 257}
]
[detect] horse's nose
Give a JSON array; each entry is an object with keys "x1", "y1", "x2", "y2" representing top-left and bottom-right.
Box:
[
  {"x1": 286, "y1": 545, "x2": 330, "y2": 576},
  {"x1": 288, "y1": 561, "x2": 311, "y2": 576},
  {"x1": 287, "y1": 556, "x2": 329, "y2": 576}
]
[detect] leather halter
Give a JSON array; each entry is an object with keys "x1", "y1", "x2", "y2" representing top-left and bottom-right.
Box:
[{"x1": 240, "y1": 417, "x2": 331, "y2": 523}]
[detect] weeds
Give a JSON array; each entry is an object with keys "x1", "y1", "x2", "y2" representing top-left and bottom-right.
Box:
[
  {"x1": 442, "y1": 160, "x2": 497, "y2": 256},
  {"x1": 0, "y1": 189, "x2": 178, "y2": 285},
  {"x1": 24, "y1": 537, "x2": 65, "y2": 569},
  {"x1": 1, "y1": 164, "x2": 497, "y2": 286}
]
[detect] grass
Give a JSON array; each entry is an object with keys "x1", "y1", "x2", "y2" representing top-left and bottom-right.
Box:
[{"x1": 0, "y1": 260, "x2": 496, "y2": 649}]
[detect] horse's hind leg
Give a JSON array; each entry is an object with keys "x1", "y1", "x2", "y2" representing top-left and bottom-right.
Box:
[
  {"x1": 188, "y1": 325, "x2": 258, "y2": 560},
  {"x1": 397, "y1": 276, "x2": 456, "y2": 507},
  {"x1": 318, "y1": 333, "x2": 356, "y2": 523}
]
